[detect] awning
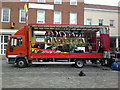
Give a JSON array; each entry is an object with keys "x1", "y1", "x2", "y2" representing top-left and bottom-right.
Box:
[{"x1": 29, "y1": 24, "x2": 108, "y2": 32}]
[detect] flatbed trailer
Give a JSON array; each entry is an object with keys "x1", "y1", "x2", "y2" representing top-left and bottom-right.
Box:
[{"x1": 6, "y1": 24, "x2": 113, "y2": 68}]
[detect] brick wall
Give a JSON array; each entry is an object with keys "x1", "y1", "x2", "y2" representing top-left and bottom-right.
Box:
[{"x1": 1, "y1": 1, "x2": 84, "y2": 29}]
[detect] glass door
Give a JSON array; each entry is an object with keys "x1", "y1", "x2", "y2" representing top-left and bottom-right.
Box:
[{"x1": 0, "y1": 35, "x2": 10, "y2": 55}]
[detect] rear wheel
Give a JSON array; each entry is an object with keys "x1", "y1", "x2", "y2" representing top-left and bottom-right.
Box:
[
  {"x1": 16, "y1": 58, "x2": 27, "y2": 68},
  {"x1": 75, "y1": 60, "x2": 84, "y2": 68}
]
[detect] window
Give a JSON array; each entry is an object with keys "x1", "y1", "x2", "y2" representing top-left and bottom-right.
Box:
[
  {"x1": 38, "y1": 0, "x2": 46, "y2": 3},
  {"x1": 19, "y1": 9, "x2": 26, "y2": 23},
  {"x1": 86, "y1": 19, "x2": 92, "y2": 25},
  {"x1": 37, "y1": 10, "x2": 45, "y2": 24},
  {"x1": 1, "y1": 8, "x2": 10, "y2": 22},
  {"x1": 70, "y1": 12, "x2": 77, "y2": 24},
  {"x1": 0, "y1": 35, "x2": 10, "y2": 55},
  {"x1": 11, "y1": 37, "x2": 22, "y2": 47},
  {"x1": 20, "y1": 0, "x2": 28, "y2": 1},
  {"x1": 109, "y1": 20, "x2": 115, "y2": 27},
  {"x1": 54, "y1": 0, "x2": 62, "y2": 4},
  {"x1": 54, "y1": 11, "x2": 61, "y2": 24},
  {"x1": 70, "y1": 0, "x2": 77, "y2": 5},
  {"x1": 99, "y1": 19, "x2": 103, "y2": 26}
]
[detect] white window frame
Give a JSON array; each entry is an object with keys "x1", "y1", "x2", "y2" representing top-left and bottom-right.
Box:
[
  {"x1": 54, "y1": 0, "x2": 62, "y2": 4},
  {"x1": 38, "y1": 0, "x2": 46, "y2": 3},
  {"x1": 37, "y1": 10, "x2": 45, "y2": 24},
  {"x1": 0, "y1": 35, "x2": 10, "y2": 55},
  {"x1": 19, "y1": 9, "x2": 26, "y2": 23},
  {"x1": 54, "y1": 11, "x2": 61, "y2": 24},
  {"x1": 98, "y1": 19, "x2": 103, "y2": 25},
  {"x1": 20, "y1": 0, "x2": 29, "y2": 2},
  {"x1": 70, "y1": 12, "x2": 77, "y2": 24},
  {"x1": 70, "y1": 0, "x2": 77, "y2": 6},
  {"x1": 1, "y1": 8, "x2": 10, "y2": 22},
  {"x1": 86, "y1": 19, "x2": 92, "y2": 25},
  {"x1": 109, "y1": 20, "x2": 115, "y2": 27}
]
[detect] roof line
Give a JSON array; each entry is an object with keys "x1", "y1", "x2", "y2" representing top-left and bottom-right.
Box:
[{"x1": 29, "y1": 24, "x2": 109, "y2": 27}]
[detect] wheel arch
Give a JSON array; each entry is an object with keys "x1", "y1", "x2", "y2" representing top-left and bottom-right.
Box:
[
  {"x1": 15, "y1": 55, "x2": 28, "y2": 63},
  {"x1": 75, "y1": 58, "x2": 85, "y2": 68}
]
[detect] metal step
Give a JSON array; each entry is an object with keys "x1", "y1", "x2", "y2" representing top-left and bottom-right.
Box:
[
  {"x1": 55, "y1": 60, "x2": 68, "y2": 62},
  {"x1": 32, "y1": 62, "x2": 75, "y2": 64}
]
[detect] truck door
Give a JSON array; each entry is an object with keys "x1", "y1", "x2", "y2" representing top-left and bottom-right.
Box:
[{"x1": 8, "y1": 36, "x2": 27, "y2": 56}]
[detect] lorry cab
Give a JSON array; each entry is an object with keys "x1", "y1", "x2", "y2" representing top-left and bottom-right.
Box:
[{"x1": 6, "y1": 26, "x2": 28, "y2": 64}]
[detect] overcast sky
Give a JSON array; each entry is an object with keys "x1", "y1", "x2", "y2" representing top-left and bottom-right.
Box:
[{"x1": 84, "y1": 0, "x2": 120, "y2": 6}]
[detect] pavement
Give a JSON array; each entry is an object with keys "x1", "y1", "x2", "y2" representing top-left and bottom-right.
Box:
[{"x1": 1, "y1": 59, "x2": 119, "y2": 88}]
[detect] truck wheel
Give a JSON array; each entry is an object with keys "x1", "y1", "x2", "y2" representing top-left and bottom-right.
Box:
[
  {"x1": 16, "y1": 58, "x2": 27, "y2": 68},
  {"x1": 75, "y1": 60, "x2": 84, "y2": 68}
]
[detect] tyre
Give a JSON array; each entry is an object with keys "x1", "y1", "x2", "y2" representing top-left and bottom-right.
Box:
[
  {"x1": 16, "y1": 58, "x2": 27, "y2": 68},
  {"x1": 75, "y1": 60, "x2": 84, "y2": 68}
]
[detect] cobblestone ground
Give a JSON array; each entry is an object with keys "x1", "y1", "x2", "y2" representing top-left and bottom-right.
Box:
[{"x1": 2, "y1": 59, "x2": 119, "y2": 88}]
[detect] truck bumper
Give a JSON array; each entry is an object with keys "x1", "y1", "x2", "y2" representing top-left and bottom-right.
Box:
[{"x1": 7, "y1": 58, "x2": 16, "y2": 64}]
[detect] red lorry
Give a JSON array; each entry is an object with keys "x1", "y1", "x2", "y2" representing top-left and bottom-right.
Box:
[{"x1": 6, "y1": 24, "x2": 113, "y2": 68}]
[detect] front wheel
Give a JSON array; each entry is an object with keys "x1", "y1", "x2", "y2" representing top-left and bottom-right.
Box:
[
  {"x1": 16, "y1": 58, "x2": 27, "y2": 68},
  {"x1": 75, "y1": 60, "x2": 84, "y2": 68}
]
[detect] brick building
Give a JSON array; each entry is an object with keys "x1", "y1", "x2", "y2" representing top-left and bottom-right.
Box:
[{"x1": 0, "y1": 0, "x2": 84, "y2": 55}]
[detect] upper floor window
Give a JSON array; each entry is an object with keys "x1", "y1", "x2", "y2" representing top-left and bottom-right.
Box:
[
  {"x1": 37, "y1": 10, "x2": 45, "y2": 24},
  {"x1": 99, "y1": 19, "x2": 103, "y2": 26},
  {"x1": 1, "y1": 8, "x2": 10, "y2": 22},
  {"x1": 54, "y1": 11, "x2": 61, "y2": 24},
  {"x1": 19, "y1": 9, "x2": 26, "y2": 23},
  {"x1": 86, "y1": 19, "x2": 92, "y2": 25},
  {"x1": 109, "y1": 20, "x2": 115, "y2": 27},
  {"x1": 70, "y1": 12, "x2": 77, "y2": 24},
  {"x1": 70, "y1": 0, "x2": 77, "y2": 5},
  {"x1": 20, "y1": 0, "x2": 29, "y2": 1},
  {"x1": 54, "y1": 0, "x2": 62, "y2": 4},
  {"x1": 38, "y1": 0, "x2": 46, "y2": 3}
]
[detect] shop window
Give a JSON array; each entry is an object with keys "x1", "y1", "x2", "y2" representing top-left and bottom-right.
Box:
[{"x1": 0, "y1": 35, "x2": 10, "y2": 55}]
